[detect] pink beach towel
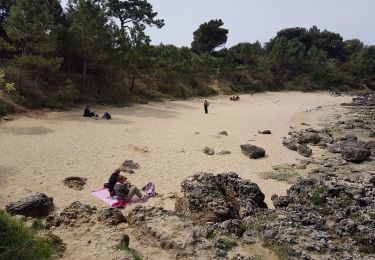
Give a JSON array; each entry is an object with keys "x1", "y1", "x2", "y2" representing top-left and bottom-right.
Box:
[
  {"x1": 91, "y1": 188, "x2": 141, "y2": 207},
  {"x1": 92, "y1": 188, "x2": 118, "y2": 206}
]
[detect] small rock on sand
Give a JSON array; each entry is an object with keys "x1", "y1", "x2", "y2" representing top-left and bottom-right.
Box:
[
  {"x1": 203, "y1": 147, "x2": 215, "y2": 155},
  {"x1": 258, "y1": 130, "x2": 272, "y2": 134}
]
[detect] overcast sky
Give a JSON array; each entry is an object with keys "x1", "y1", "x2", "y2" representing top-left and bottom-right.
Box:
[{"x1": 61, "y1": 0, "x2": 375, "y2": 47}]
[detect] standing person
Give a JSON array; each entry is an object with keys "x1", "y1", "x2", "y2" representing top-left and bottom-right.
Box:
[{"x1": 204, "y1": 100, "x2": 209, "y2": 114}]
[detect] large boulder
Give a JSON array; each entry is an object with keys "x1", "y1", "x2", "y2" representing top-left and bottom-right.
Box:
[
  {"x1": 6, "y1": 193, "x2": 54, "y2": 217},
  {"x1": 175, "y1": 172, "x2": 267, "y2": 223},
  {"x1": 341, "y1": 146, "x2": 371, "y2": 163},
  {"x1": 240, "y1": 144, "x2": 265, "y2": 159},
  {"x1": 297, "y1": 132, "x2": 322, "y2": 145}
]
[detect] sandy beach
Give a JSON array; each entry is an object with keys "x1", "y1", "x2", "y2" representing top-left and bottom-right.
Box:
[
  {"x1": 0, "y1": 92, "x2": 350, "y2": 209},
  {"x1": 0, "y1": 91, "x2": 350, "y2": 259}
]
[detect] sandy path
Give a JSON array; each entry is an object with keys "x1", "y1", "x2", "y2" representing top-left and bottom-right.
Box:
[{"x1": 0, "y1": 92, "x2": 349, "y2": 212}]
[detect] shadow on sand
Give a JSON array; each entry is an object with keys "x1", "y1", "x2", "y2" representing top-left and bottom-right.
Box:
[{"x1": 1, "y1": 126, "x2": 54, "y2": 135}]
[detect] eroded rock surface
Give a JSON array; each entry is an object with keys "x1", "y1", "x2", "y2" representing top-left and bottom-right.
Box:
[
  {"x1": 175, "y1": 172, "x2": 267, "y2": 223},
  {"x1": 6, "y1": 193, "x2": 54, "y2": 217},
  {"x1": 63, "y1": 176, "x2": 87, "y2": 190},
  {"x1": 122, "y1": 160, "x2": 140, "y2": 173}
]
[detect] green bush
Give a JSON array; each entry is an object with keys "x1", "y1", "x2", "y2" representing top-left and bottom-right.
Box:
[
  {"x1": 0, "y1": 211, "x2": 55, "y2": 259},
  {"x1": 44, "y1": 80, "x2": 80, "y2": 108},
  {"x1": 310, "y1": 187, "x2": 327, "y2": 205}
]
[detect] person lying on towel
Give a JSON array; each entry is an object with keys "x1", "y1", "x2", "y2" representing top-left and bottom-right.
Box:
[{"x1": 114, "y1": 175, "x2": 148, "y2": 203}]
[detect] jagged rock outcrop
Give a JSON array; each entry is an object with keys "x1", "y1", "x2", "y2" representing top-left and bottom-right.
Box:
[
  {"x1": 283, "y1": 128, "x2": 333, "y2": 155},
  {"x1": 98, "y1": 208, "x2": 126, "y2": 225},
  {"x1": 45, "y1": 201, "x2": 126, "y2": 229},
  {"x1": 255, "y1": 172, "x2": 375, "y2": 259},
  {"x1": 127, "y1": 206, "x2": 261, "y2": 259},
  {"x1": 6, "y1": 193, "x2": 54, "y2": 217},
  {"x1": 175, "y1": 173, "x2": 267, "y2": 223},
  {"x1": 45, "y1": 201, "x2": 96, "y2": 228}
]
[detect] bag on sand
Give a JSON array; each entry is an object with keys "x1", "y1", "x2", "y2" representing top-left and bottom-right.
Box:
[
  {"x1": 102, "y1": 112, "x2": 111, "y2": 120},
  {"x1": 142, "y1": 182, "x2": 157, "y2": 197}
]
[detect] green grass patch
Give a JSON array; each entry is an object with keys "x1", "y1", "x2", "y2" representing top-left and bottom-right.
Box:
[
  {"x1": 116, "y1": 244, "x2": 142, "y2": 260},
  {"x1": 339, "y1": 195, "x2": 353, "y2": 208},
  {"x1": 0, "y1": 211, "x2": 55, "y2": 259},
  {"x1": 310, "y1": 187, "x2": 327, "y2": 205},
  {"x1": 263, "y1": 239, "x2": 289, "y2": 259},
  {"x1": 31, "y1": 219, "x2": 45, "y2": 230}
]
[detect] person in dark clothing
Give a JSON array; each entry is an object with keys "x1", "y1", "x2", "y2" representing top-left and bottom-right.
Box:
[
  {"x1": 204, "y1": 100, "x2": 209, "y2": 114},
  {"x1": 83, "y1": 105, "x2": 97, "y2": 117},
  {"x1": 107, "y1": 168, "x2": 122, "y2": 197}
]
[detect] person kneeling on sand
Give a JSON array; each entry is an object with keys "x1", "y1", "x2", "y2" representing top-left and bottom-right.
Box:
[{"x1": 114, "y1": 175, "x2": 147, "y2": 203}]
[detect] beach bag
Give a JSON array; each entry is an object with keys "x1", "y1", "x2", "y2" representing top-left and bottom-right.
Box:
[
  {"x1": 142, "y1": 182, "x2": 157, "y2": 197},
  {"x1": 103, "y1": 112, "x2": 111, "y2": 119}
]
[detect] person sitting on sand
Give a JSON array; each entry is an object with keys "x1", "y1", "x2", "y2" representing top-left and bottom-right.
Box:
[
  {"x1": 83, "y1": 105, "x2": 97, "y2": 117},
  {"x1": 114, "y1": 175, "x2": 147, "y2": 202},
  {"x1": 107, "y1": 168, "x2": 123, "y2": 197}
]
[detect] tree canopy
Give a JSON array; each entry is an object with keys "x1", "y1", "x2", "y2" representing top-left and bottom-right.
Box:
[
  {"x1": 191, "y1": 19, "x2": 228, "y2": 54},
  {"x1": 0, "y1": 1, "x2": 374, "y2": 110}
]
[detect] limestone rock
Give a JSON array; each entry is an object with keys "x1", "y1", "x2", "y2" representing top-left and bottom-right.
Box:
[
  {"x1": 98, "y1": 208, "x2": 126, "y2": 225},
  {"x1": 6, "y1": 193, "x2": 54, "y2": 217},
  {"x1": 175, "y1": 172, "x2": 267, "y2": 222}
]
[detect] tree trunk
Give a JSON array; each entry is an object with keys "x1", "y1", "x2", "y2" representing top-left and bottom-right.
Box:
[
  {"x1": 130, "y1": 71, "x2": 136, "y2": 92},
  {"x1": 83, "y1": 58, "x2": 87, "y2": 87}
]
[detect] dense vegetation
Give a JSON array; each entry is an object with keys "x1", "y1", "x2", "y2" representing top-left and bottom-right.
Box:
[
  {"x1": 0, "y1": 211, "x2": 56, "y2": 259},
  {"x1": 0, "y1": 0, "x2": 374, "y2": 112}
]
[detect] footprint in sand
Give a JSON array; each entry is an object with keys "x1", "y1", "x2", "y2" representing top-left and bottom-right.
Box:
[{"x1": 128, "y1": 144, "x2": 150, "y2": 154}]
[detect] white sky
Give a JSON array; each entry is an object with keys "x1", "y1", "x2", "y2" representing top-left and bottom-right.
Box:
[{"x1": 60, "y1": 0, "x2": 375, "y2": 47}]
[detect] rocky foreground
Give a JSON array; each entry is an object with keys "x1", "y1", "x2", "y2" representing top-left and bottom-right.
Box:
[{"x1": 4, "y1": 91, "x2": 375, "y2": 259}]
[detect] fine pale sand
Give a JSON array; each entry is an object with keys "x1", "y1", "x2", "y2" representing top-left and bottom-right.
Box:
[{"x1": 0, "y1": 92, "x2": 350, "y2": 259}]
